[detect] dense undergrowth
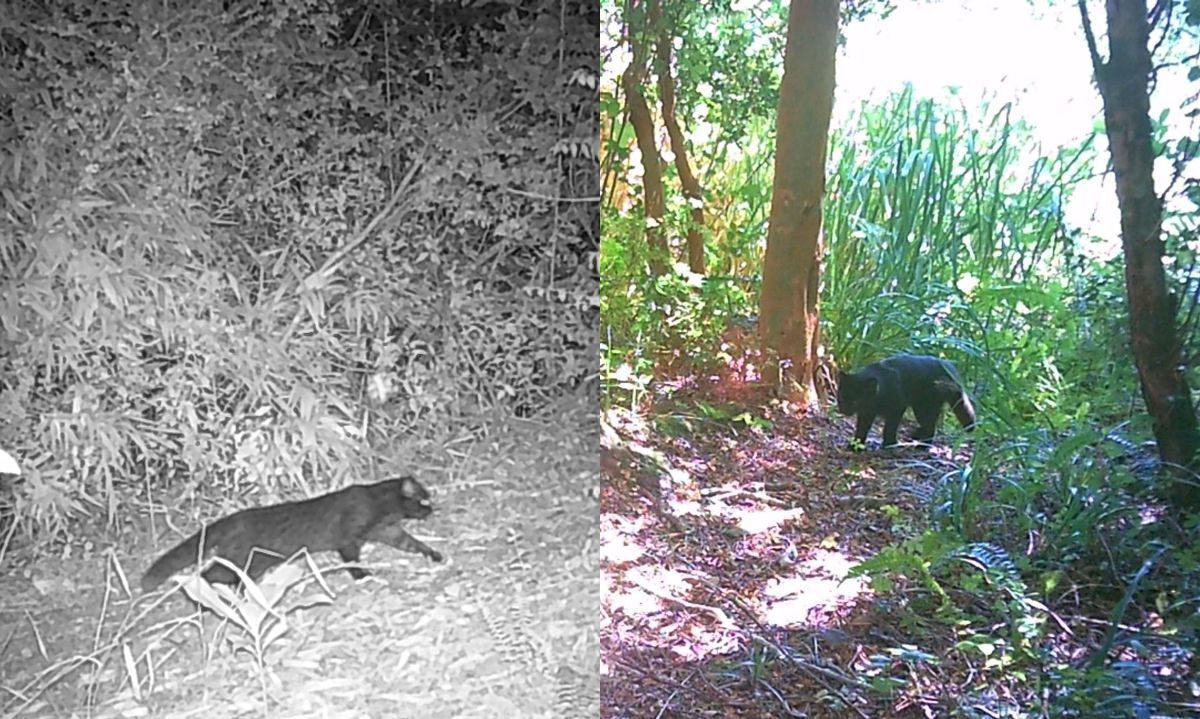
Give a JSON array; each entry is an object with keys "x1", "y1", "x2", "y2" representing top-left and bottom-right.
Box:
[
  {"x1": 601, "y1": 78, "x2": 1199, "y2": 716},
  {"x1": 0, "y1": 0, "x2": 598, "y2": 544}
]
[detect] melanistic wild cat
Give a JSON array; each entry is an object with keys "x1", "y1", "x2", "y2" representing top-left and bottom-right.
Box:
[
  {"x1": 836, "y1": 353, "x2": 976, "y2": 449},
  {"x1": 141, "y1": 476, "x2": 443, "y2": 591}
]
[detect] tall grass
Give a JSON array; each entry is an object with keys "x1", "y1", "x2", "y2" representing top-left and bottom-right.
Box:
[{"x1": 824, "y1": 87, "x2": 1095, "y2": 425}]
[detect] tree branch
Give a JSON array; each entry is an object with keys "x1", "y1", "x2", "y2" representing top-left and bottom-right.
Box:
[{"x1": 1077, "y1": 0, "x2": 1106, "y2": 85}]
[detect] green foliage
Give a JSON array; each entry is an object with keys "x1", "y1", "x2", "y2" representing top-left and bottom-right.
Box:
[
  {"x1": 665, "y1": 0, "x2": 788, "y2": 144},
  {"x1": 852, "y1": 532, "x2": 1047, "y2": 697},
  {"x1": 1161, "y1": 60, "x2": 1200, "y2": 370},
  {"x1": 861, "y1": 644, "x2": 938, "y2": 698},
  {"x1": 859, "y1": 425, "x2": 1199, "y2": 716},
  {"x1": 601, "y1": 258, "x2": 754, "y2": 382},
  {"x1": 713, "y1": 643, "x2": 776, "y2": 684},
  {"x1": 601, "y1": 0, "x2": 782, "y2": 403},
  {"x1": 0, "y1": 0, "x2": 597, "y2": 538},
  {"x1": 601, "y1": 81, "x2": 1133, "y2": 436},
  {"x1": 824, "y1": 87, "x2": 1103, "y2": 422},
  {"x1": 602, "y1": 4, "x2": 1196, "y2": 713}
]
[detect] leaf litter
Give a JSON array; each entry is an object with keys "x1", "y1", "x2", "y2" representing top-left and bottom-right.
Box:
[{"x1": 601, "y1": 385, "x2": 979, "y2": 718}]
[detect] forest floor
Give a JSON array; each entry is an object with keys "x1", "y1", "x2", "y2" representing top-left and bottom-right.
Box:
[
  {"x1": 600, "y1": 377, "x2": 984, "y2": 719},
  {"x1": 0, "y1": 398, "x2": 598, "y2": 719}
]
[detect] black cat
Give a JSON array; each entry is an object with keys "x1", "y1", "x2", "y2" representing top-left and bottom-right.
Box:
[
  {"x1": 836, "y1": 353, "x2": 976, "y2": 449},
  {"x1": 141, "y1": 476, "x2": 443, "y2": 591}
]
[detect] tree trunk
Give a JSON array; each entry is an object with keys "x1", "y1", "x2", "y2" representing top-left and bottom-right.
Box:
[
  {"x1": 652, "y1": 0, "x2": 705, "y2": 275},
  {"x1": 1079, "y1": 0, "x2": 1200, "y2": 509},
  {"x1": 759, "y1": 0, "x2": 838, "y2": 406},
  {"x1": 622, "y1": 0, "x2": 669, "y2": 276}
]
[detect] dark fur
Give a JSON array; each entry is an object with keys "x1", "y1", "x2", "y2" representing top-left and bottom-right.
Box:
[
  {"x1": 836, "y1": 353, "x2": 976, "y2": 449},
  {"x1": 141, "y1": 476, "x2": 443, "y2": 591}
]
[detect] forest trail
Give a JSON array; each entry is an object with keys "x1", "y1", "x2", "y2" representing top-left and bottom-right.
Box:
[{"x1": 600, "y1": 390, "x2": 975, "y2": 718}]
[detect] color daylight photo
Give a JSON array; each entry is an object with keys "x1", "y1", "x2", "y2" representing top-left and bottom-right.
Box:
[{"x1": 600, "y1": 0, "x2": 1200, "y2": 716}]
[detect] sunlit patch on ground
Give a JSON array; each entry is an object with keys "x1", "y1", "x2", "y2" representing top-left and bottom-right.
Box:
[
  {"x1": 760, "y1": 550, "x2": 870, "y2": 628},
  {"x1": 601, "y1": 393, "x2": 960, "y2": 718}
]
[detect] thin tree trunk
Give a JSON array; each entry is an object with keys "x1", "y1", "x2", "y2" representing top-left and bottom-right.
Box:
[
  {"x1": 759, "y1": 0, "x2": 839, "y2": 406},
  {"x1": 652, "y1": 0, "x2": 705, "y2": 275},
  {"x1": 623, "y1": 0, "x2": 669, "y2": 275},
  {"x1": 1079, "y1": 0, "x2": 1200, "y2": 508}
]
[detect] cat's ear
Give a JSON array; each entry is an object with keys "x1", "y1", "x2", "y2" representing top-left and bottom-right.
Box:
[{"x1": 399, "y1": 475, "x2": 423, "y2": 497}]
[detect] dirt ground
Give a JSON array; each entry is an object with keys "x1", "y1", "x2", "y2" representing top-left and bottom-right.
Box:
[
  {"x1": 600, "y1": 388, "x2": 980, "y2": 718},
  {"x1": 1, "y1": 403, "x2": 598, "y2": 719}
]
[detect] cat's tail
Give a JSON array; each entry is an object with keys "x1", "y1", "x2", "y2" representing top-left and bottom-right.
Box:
[
  {"x1": 952, "y1": 392, "x2": 976, "y2": 431},
  {"x1": 934, "y1": 375, "x2": 977, "y2": 432},
  {"x1": 141, "y1": 531, "x2": 203, "y2": 591}
]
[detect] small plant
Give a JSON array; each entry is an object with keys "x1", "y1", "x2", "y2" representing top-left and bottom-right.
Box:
[
  {"x1": 180, "y1": 556, "x2": 334, "y2": 662},
  {"x1": 133, "y1": 554, "x2": 335, "y2": 706}
]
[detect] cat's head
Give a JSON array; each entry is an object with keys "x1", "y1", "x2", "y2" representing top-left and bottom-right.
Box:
[
  {"x1": 835, "y1": 370, "x2": 877, "y2": 415},
  {"x1": 381, "y1": 475, "x2": 435, "y2": 519}
]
